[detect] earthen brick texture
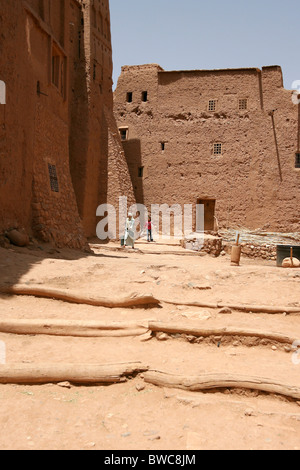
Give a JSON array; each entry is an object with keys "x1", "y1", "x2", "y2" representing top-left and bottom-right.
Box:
[
  {"x1": 114, "y1": 64, "x2": 300, "y2": 232},
  {"x1": 0, "y1": 0, "x2": 135, "y2": 248}
]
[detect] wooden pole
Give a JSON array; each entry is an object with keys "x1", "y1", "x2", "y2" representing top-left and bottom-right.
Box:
[
  {"x1": 0, "y1": 286, "x2": 160, "y2": 309},
  {"x1": 0, "y1": 319, "x2": 149, "y2": 337},
  {"x1": 144, "y1": 370, "x2": 300, "y2": 401},
  {"x1": 149, "y1": 322, "x2": 295, "y2": 345},
  {"x1": 0, "y1": 362, "x2": 149, "y2": 385}
]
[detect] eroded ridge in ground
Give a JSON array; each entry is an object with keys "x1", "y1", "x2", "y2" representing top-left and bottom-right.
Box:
[{"x1": 0, "y1": 240, "x2": 299, "y2": 450}]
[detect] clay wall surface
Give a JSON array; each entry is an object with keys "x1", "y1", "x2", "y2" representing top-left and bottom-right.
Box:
[
  {"x1": 0, "y1": 0, "x2": 86, "y2": 248},
  {"x1": 114, "y1": 64, "x2": 300, "y2": 232},
  {"x1": 32, "y1": 101, "x2": 85, "y2": 249},
  {"x1": 0, "y1": 0, "x2": 135, "y2": 246},
  {"x1": 0, "y1": 0, "x2": 35, "y2": 236}
]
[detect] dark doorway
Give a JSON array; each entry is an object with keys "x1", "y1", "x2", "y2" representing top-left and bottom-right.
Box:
[{"x1": 197, "y1": 198, "x2": 216, "y2": 231}]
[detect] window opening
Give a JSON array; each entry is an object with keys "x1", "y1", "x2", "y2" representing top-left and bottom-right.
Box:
[
  {"x1": 239, "y1": 99, "x2": 248, "y2": 110},
  {"x1": 213, "y1": 143, "x2": 222, "y2": 155},
  {"x1": 48, "y1": 164, "x2": 59, "y2": 193},
  {"x1": 208, "y1": 100, "x2": 217, "y2": 112}
]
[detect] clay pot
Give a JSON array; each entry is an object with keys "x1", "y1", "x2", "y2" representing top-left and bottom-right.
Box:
[
  {"x1": 6, "y1": 229, "x2": 29, "y2": 247},
  {"x1": 282, "y1": 257, "x2": 300, "y2": 268}
]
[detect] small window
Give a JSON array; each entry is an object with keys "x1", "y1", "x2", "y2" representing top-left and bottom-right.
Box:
[
  {"x1": 60, "y1": 59, "x2": 65, "y2": 97},
  {"x1": 48, "y1": 164, "x2": 59, "y2": 193},
  {"x1": 295, "y1": 153, "x2": 300, "y2": 168},
  {"x1": 92, "y1": 6, "x2": 97, "y2": 28},
  {"x1": 213, "y1": 143, "x2": 222, "y2": 156},
  {"x1": 0, "y1": 80, "x2": 6, "y2": 104},
  {"x1": 98, "y1": 13, "x2": 103, "y2": 34},
  {"x1": 239, "y1": 99, "x2": 248, "y2": 110},
  {"x1": 52, "y1": 46, "x2": 66, "y2": 98},
  {"x1": 52, "y1": 54, "x2": 60, "y2": 89},
  {"x1": 208, "y1": 100, "x2": 217, "y2": 112},
  {"x1": 161, "y1": 142, "x2": 165, "y2": 152},
  {"x1": 119, "y1": 127, "x2": 129, "y2": 141},
  {"x1": 142, "y1": 91, "x2": 148, "y2": 102},
  {"x1": 138, "y1": 167, "x2": 144, "y2": 178},
  {"x1": 126, "y1": 92, "x2": 133, "y2": 103},
  {"x1": 38, "y1": 0, "x2": 44, "y2": 19},
  {"x1": 78, "y1": 31, "x2": 81, "y2": 58}
]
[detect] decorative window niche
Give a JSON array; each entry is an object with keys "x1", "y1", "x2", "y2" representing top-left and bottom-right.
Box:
[
  {"x1": 208, "y1": 100, "x2": 217, "y2": 112},
  {"x1": 48, "y1": 164, "x2": 59, "y2": 193},
  {"x1": 239, "y1": 99, "x2": 248, "y2": 110},
  {"x1": 213, "y1": 143, "x2": 223, "y2": 156}
]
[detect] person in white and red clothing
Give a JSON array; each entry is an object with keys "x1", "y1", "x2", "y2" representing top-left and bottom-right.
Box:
[{"x1": 146, "y1": 216, "x2": 153, "y2": 242}]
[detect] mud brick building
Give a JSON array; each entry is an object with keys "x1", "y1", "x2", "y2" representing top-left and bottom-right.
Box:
[
  {"x1": 114, "y1": 64, "x2": 300, "y2": 232},
  {"x1": 0, "y1": 0, "x2": 135, "y2": 248}
]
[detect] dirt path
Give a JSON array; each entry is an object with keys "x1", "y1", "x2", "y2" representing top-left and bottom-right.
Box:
[{"x1": 0, "y1": 241, "x2": 300, "y2": 450}]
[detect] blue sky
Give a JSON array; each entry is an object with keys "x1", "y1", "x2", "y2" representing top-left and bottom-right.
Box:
[{"x1": 110, "y1": 0, "x2": 300, "y2": 91}]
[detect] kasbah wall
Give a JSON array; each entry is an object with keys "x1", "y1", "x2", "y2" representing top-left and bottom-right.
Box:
[
  {"x1": 114, "y1": 64, "x2": 300, "y2": 233},
  {"x1": 0, "y1": 0, "x2": 135, "y2": 249}
]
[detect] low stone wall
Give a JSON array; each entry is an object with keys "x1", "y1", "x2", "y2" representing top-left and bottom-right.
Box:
[
  {"x1": 183, "y1": 235, "x2": 279, "y2": 261},
  {"x1": 223, "y1": 242, "x2": 277, "y2": 261}
]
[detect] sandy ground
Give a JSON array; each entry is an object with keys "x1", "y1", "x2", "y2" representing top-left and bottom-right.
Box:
[{"x1": 0, "y1": 239, "x2": 300, "y2": 450}]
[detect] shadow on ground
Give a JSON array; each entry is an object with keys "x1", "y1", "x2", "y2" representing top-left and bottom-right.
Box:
[{"x1": 0, "y1": 240, "x2": 129, "y2": 298}]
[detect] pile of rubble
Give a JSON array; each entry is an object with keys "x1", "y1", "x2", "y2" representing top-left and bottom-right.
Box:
[{"x1": 181, "y1": 233, "x2": 223, "y2": 257}]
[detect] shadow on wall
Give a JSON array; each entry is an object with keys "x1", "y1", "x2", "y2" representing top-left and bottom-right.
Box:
[
  {"x1": 68, "y1": 9, "x2": 89, "y2": 223},
  {"x1": 98, "y1": 108, "x2": 109, "y2": 208},
  {"x1": 122, "y1": 139, "x2": 144, "y2": 205}
]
